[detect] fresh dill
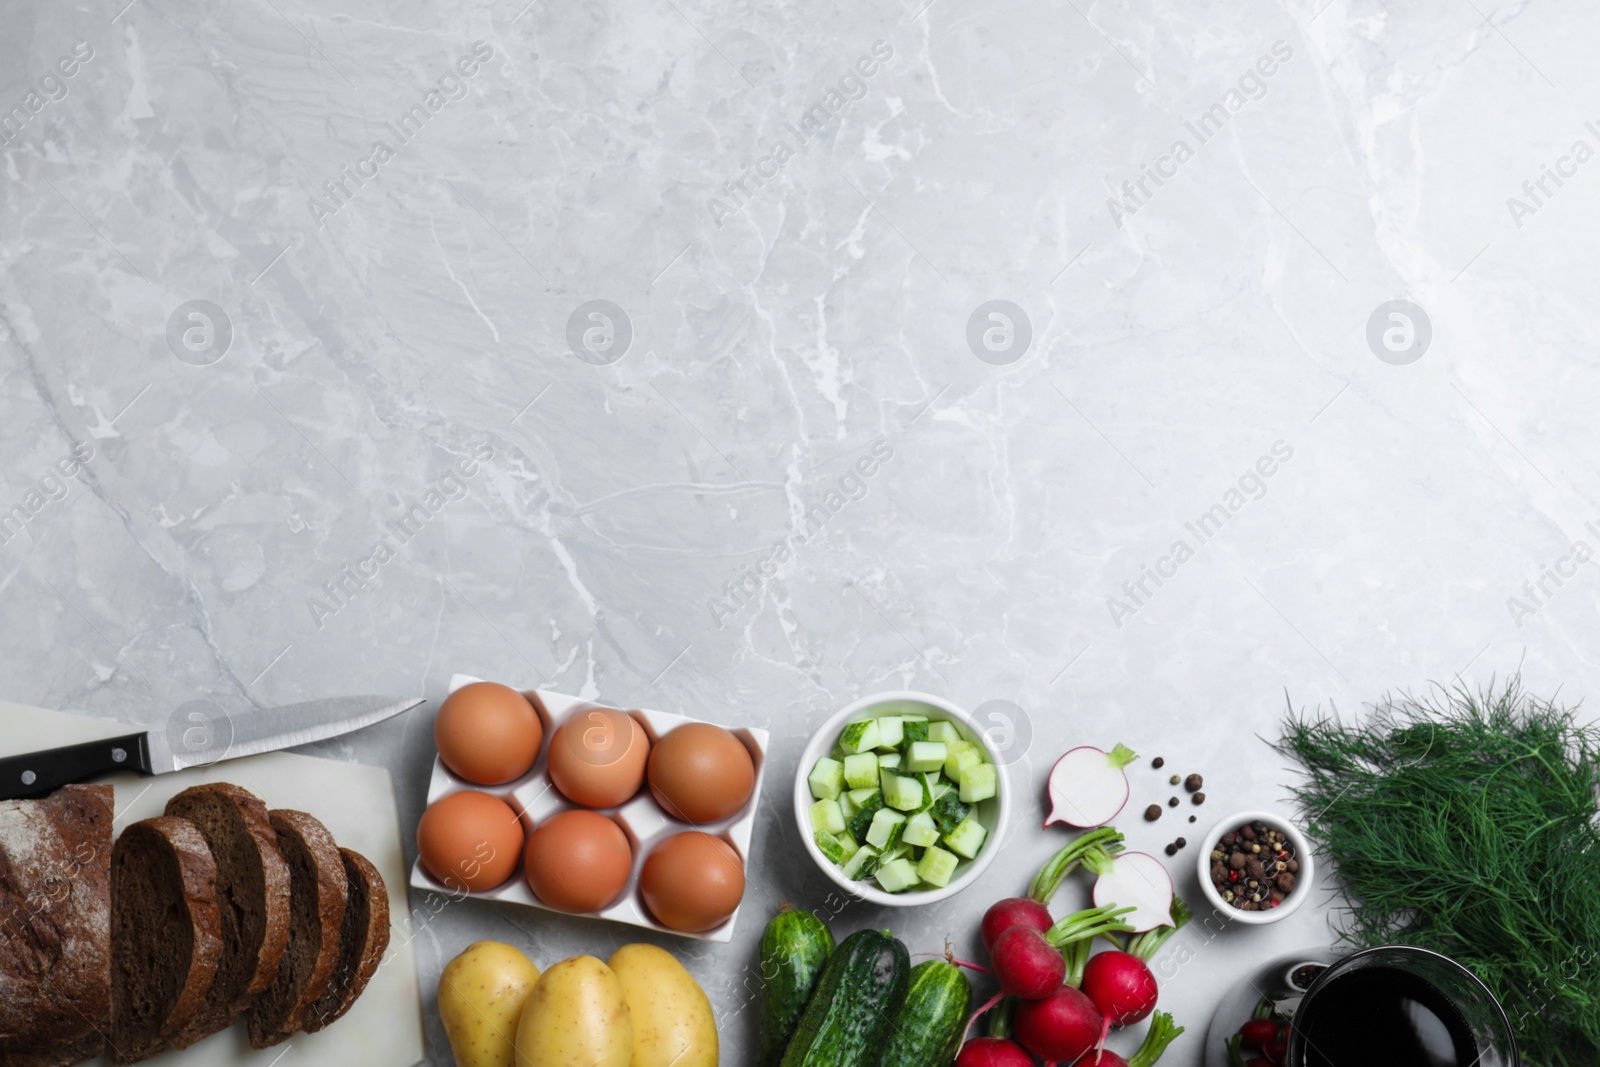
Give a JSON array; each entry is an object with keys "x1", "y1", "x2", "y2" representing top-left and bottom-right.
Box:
[{"x1": 1277, "y1": 676, "x2": 1600, "y2": 1067}]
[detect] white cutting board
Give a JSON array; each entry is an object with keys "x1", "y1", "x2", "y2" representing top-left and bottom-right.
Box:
[{"x1": 0, "y1": 701, "x2": 425, "y2": 1067}]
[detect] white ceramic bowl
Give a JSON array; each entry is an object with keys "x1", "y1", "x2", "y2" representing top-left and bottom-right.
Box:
[
  {"x1": 793, "y1": 691, "x2": 1010, "y2": 906},
  {"x1": 1194, "y1": 809, "x2": 1315, "y2": 925}
]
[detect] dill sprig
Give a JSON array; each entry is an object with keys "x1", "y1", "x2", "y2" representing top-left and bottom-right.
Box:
[{"x1": 1277, "y1": 676, "x2": 1600, "y2": 1067}]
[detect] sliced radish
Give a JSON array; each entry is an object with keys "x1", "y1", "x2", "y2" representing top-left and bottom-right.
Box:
[
  {"x1": 1087, "y1": 851, "x2": 1176, "y2": 933},
  {"x1": 1044, "y1": 744, "x2": 1138, "y2": 828}
]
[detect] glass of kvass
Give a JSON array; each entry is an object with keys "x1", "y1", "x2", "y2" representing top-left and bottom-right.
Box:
[{"x1": 1288, "y1": 946, "x2": 1519, "y2": 1067}]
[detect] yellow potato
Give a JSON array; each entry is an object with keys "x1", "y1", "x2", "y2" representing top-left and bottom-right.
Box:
[
  {"x1": 438, "y1": 940, "x2": 542, "y2": 1067},
  {"x1": 514, "y1": 955, "x2": 631, "y2": 1067},
  {"x1": 607, "y1": 944, "x2": 718, "y2": 1067}
]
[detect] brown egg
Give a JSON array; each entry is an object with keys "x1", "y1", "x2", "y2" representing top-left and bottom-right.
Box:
[
  {"x1": 416, "y1": 790, "x2": 524, "y2": 892},
  {"x1": 523, "y1": 810, "x2": 633, "y2": 913},
  {"x1": 647, "y1": 723, "x2": 755, "y2": 824},
  {"x1": 639, "y1": 831, "x2": 745, "y2": 932},
  {"x1": 434, "y1": 682, "x2": 544, "y2": 785},
  {"x1": 547, "y1": 707, "x2": 650, "y2": 809}
]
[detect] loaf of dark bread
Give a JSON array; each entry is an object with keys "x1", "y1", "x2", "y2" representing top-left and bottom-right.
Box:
[
  {"x1": 162, "y1": 783, "x2": 291, "y2": 1049},
  {"x1": 246, "y1": 810, "x2": 348, "y2": 1049},
  {"x1": 0, "y1": 784, "x2": 113, "y2": 1067},
  {"x1": 302, "y1": 847, "x2": 390, "y2": 1032},
  {"x1": 110, "y1": 815, "x2": 223, "y2": 1064}
]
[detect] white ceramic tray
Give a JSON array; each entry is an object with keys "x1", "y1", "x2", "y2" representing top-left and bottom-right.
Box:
[{"x1": 408, "y1": 674, "x2": 768, "y2": 942}]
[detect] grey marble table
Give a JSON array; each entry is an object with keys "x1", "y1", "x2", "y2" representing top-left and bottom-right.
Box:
[{"x1": 3, "y1": 0, "x2": 1598, "y2": 1063}]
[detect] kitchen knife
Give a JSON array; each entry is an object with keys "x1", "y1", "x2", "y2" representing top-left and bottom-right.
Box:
[{"x1": 0, "y1": 694, "x2": 425, "y2": 800}]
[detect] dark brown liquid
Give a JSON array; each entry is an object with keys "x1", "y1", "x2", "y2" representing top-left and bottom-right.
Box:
[{"x1": 1297, "y1": 966, "x2": 1478, "y2": 1067}]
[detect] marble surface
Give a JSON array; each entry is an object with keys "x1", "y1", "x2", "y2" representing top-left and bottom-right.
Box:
[{"x1": 3, "y1": 0, "x2": 1599, "y2": 1063}]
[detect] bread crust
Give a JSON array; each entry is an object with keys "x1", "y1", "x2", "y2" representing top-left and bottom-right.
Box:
[
  {"x1": 246, "y1": 809, "x2": 347, "y2": 1048},
  {"x1": 302, "y1": 848, "x2": 391, "y2": 1032},
  {"x1": 0, "y1": 784, "x2": 113, "y2": 1067},
  {"x1": 163, "y1": 783, "x2": 291, "y2": 1048}
]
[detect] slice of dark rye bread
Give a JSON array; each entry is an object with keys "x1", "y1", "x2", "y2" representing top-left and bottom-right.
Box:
[
  {"x1": 162, "y1": 784, "x2": 292, "y2": 1049},
  {"x1": 0, "y1": 784, "x2": 113, "y2": 1067},
  {"x1": 246, "y1": 810, "x2": 348, "y2": 1049},
  {"x1": 302, "y1": 848, "x2": 390, "y2": 1033},
  {"x1": 110, "y1": 816, "x2": 224, "y2": 1065}
]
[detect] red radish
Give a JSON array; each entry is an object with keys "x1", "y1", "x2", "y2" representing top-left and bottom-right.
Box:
[
  {"x1": 1013, "y1": 984, "x2": 1103, "y2": 1063},
  {"x1": 990, "y1": 926, "x2": 1066, "y2": 999},
  {"x1": 1262, "y1": 1031, "x2": 1288, "y2": 1063},
  {"x1": 1245, "y1": 1060, "x2": 1273, "y2": 1067},
  {"x1": 955, "y1": 1037, "x2": 1034, "y2": 1067},
  {"x1": 1076, "y1": 899, "x2": 1191, "y2": 1049},
  {"x1": 1078, "y1": 1011, "x2": 1185, "y2": 1067},
  {"x1": 1044, "y1": 744, "x2": 1138, "y2": 827},
  {"x1": 1087, "y1": 851, "x2": 1176, "y2": 932},
  {"x1": 1081, "y1": 949, "x2": 1161, "y2": 1027},
  {"x1": 982, "y1": 896, "x2": 1054, "y2": 951},
  {"x1": 1238, "y1": 1019, "x2": 1279, "y2": 1049}
]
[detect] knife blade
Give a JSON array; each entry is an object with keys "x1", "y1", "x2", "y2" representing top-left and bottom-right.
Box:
[{"x1": 0, "y1": 694, "x2": 424, "y2": 801}]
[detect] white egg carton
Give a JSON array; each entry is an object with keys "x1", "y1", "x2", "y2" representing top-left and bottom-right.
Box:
[{"x1": 408, "y1": 674, "x2": 769, "y2": 942}]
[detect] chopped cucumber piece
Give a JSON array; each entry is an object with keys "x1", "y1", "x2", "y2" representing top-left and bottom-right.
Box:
[
  {"x1": 810, "y1": 798, "x2": 846, "y2": 835},
  {"x1": 847, "y1": 786, "x2": 880, "y2": 808},
  {"x1": 899, "y1": 713, "x2": 929, "y2": 723},
  {"x1": 918, "y1": 773, "x2": 940, "y2": 811},
  {"x1": 839, "y1": 789, "x2": 860, "y2": 821},
  {"x1": 880, "y1": 844, "x2": 911, "y2": 866},
  {"x1": 916, "y1": 845, "x2": 960, "y2": 888},
  {"x1": 875, "y1": 857, "x2": 921, "y2": 893},
  {"x1": 944, "y1": 816, "x2": 988, "y2": 859},
  {"x1": 874, "y1": 716, "x2": 904, "y2": 750},
  {"x1": 928, "y1": 791, "x2": 970, "y2": 834},
  {"x1": 900, "y1": 719, "x2": 930, "y2": 747},
  {"x1": 839, "y1": 719, "x2": 880, "y2": 755},
  {"x1": 944, "y1": 741, "x2": 982, "y2": 782},
  {"x1": 865, "y1": 808, "x2": 907, "y2": 851},
  {"x1": 928, "y1": 720, "x2": 962, "y2": 745},
  {"x1": 814, "y1": 829, "x2": 857, "y2": 864},
  {"x1": 877, "y1": 752, "x2": 902, "y2": 771},
  {"x1": 842, "y1": 843, "x2": 880, "y2": 879},
  {"x1": 902, "y1": 810, "x2": 940, "y2": 848},
  {"x1": 958, "y1": 763, "x2": 998, "y2": 803},
  {"x1": 906, "y1": 741, "x2": 948, "y2": 774},
  {"x1": 808, "y1": 756, "x2": 844, "y2": 800},
  {"x1": 843, "y1": 753, "x2": 880, "y2": 790},
  {"x1": 847, "y1": 790, "x2": 885, "y2": 842},
  {"x1": 883, "y1": 773, "x2": 924, "y2": 811}
]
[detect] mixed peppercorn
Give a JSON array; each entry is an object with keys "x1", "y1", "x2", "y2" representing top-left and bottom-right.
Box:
[{"x1": 1210, "y1": 819, "x2": 1298, "y2": 911}]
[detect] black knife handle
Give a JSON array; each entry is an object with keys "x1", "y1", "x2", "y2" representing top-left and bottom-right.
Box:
[{"x1": 0, "y1": 733, "x2": 154, "y2": 801}]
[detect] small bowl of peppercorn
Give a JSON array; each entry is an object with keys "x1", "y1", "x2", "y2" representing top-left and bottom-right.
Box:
[{"x1": 1195, "y1": 810, "x2": 1314, "y2": 925}]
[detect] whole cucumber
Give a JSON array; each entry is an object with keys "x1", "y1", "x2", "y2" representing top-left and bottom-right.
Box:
[
  {"x1": 779, "y1": 929, "x2": 910, "y2": 1067},
  {"x1": 875, "y1": 958, "x2": 973, "y2": 1067},
  {"x1": 757, "y1": 907, "x2": 836, "y2": 1067}
]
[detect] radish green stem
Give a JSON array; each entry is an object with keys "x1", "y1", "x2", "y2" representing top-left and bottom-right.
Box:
[
  {"x1": 1044, "y1": 903, "x2": 1136, "y2": 949},
  {"x1": 1127, "y1": 1012, "x2": 1184, "y2": 1067},
  {"x1": 1028, "y1": 826, "x2": 1125, "y2": 903},
  {"x1": 1127, "y1": 898, "x2": 1191, "y2": 961},
  {"x1": 1061, "y1": 938, "x2": 1091, "y2": 987},
  {"x1": 987, "y1": 995, "x2": 1017, "y2": 1039},
  {"x1": 1224, "y1": 1033, "x2": 1246, "y2": 1067},
  {"x1": 1106, "y1": 743, "x2": 1139, "y2": 769}
]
